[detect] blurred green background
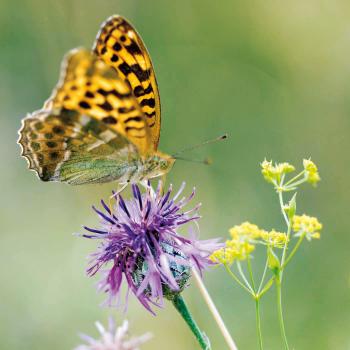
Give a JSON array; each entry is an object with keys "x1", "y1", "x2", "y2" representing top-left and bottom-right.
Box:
[{"x1": 1, "y1": 0, "x2": 349, "y2": 349}]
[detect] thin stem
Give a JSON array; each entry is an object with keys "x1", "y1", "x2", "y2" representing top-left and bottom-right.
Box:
[
  {"x1": 258, "y1": 260, "x2": 268, "y2": 293},
  {"x1": 224, "y1": 264, "x2": 254, "y2": 296},
  {"x1": 284, "y1": 178, "x2": 306, "y2": 190},
  {"x1": 282, "y1": 233, "x2": 306, "y2": 269},
  {"x1": 275, "y1": 277, "x2": 290, "y2": 350},
  {"x1": 255, "y1": 298, "x2": 264, "y2": 350},
  {"x1": 192, "y1": 269, "x2": 238, "y2": 350},
  {"x1": 247, "y1": 256, "x2": 256, "y2": 292},
  {"x1": 247, "y1": 258, "x2": 264, "y2": 349},
  {"x1": 278, "y1": 190, "x2": 291, "y2": 280},
  {"x1": 237, "y1": 261, "x2": 254, "y2": 294},
  {"x1": 284, "y1": 171, "x2": 305, "y2": 186},
  {"x1": 172, "y1": 294, "x2": 210, "y2": 350},
  {"x1": 258, "y1": 276, "x2": 275, "y2": 298},
  {"x1": 278, "y1": 191, "x2": 289, "y2": 226}
]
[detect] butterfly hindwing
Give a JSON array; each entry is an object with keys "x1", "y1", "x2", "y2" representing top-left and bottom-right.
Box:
[
  {"x1": 46, "y1": 48, "x2": 152, "y2": 155},
  {"x1": 19, "y1": 108, "x2": 139, "y2": 184},
  {"x1": 93, "y1": 15, "x2": 161, "y2": 152}
]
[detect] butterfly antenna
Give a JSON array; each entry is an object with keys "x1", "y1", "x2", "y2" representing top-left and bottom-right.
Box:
[
  {"x1": 172, "y1": 133, "x2": 228, "y2": 157},
  {"x1": 173, "y1": 156, "x2": 213, "y2": 165}
]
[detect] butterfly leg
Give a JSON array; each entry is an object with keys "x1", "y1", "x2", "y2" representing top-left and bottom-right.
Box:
[{"x1": 109, "y1": 182, "x2": 128, "y2": 213}]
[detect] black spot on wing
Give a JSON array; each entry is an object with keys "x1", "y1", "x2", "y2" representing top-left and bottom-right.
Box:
[
  {"x1": 102, "y1": 116, "x2": 118, "y2": 124},
  {"x1": 46, "y1": 141, "x2": 57, "y2": 148},
  {"x1": 131, "y1": 64, "x2": 149, "y2": 82},
  {"x1": 134, "y1": 84, "x2": 153, "y2": 97},
  {"x1": 104, "y1": 34, "x2": 111, "y2": 44},
  {"x1": 79, "y1": 101, "x2": 91, "y2": 109},
  {"x1": 30, "y1": 132, "x2": 38, "y2": 140},
  {"x1": 34, "y1": 122, "x2": 44, "y2": 130},
  {"x1": 111, "y1": 54, "x2": 119, "y2": 62},
  {"x1": 113, "y1": 42, "x2": 122, "y2": 51},
  {"x1": 98, "y1": 101, "x2": 113, "y2": 111},
  {"x1": 124, "y1": 116, "x2": 143, "y2": 123},
  {"x1": 52, "y1": 126, "x2": 65, "y2": 135},
  {"x1": 118, "y1": 106, "x2": 136, "y2": 113},
  {"x1": 118, "y1": 62, "x2": 131, "y2": 76},
  {"x1": 125, "y1": 42, "x2": 142, "y2": 55},
  {"x1": 140, "y1": 98, "x2": 155, "y2": 108},
  {"x1": 31, "y1": 142, "x2": 40, "y2": 151},
  {"x1": 97, "y1": 88, "x2": 132, "y2": 99},
  {"x1": 118, "y1": 62, "x2": 150, "y2": 82},
  {"x1": 85, "y1": 91, "x2": 94, "y2": 98}
]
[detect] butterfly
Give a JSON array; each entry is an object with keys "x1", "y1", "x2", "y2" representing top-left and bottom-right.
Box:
[{"x1": 18, "y1": 15, "x2": 175, "y2": 189}]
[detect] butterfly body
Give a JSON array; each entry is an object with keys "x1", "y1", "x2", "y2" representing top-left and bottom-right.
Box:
[{"x1": 18, "y1": 16, "x2": 174, "y2": 186}]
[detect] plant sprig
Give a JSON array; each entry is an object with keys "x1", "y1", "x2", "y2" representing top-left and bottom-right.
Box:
[{"x1": 211, "y1": 159, "x2": 322, "y2": 350}]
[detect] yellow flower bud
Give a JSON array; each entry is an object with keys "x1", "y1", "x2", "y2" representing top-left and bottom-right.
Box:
[{"x1": 303, "y1": 159, "x2": 321, "y2": 185}]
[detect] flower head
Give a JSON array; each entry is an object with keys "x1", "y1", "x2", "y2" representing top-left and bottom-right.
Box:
[
  {"x1": 211, "y1": 222, "x2": 288, "y2": 265},
  {"x1": 292, "y1": 214, "x2": 322, "y2": 240},
  {"x1": 261, "y1": 160, "x2": 295, "y2": 184},
  {"x1": 75, "y1": 318, "x2": 152, "y2": 350},
  {"x1": 260, "y1": 229, "x2": 289, "y2": 248},
  {"x1": 303, "y1": 159, "x2": 320, "y2": 185},
  {"x1": 83, "y1": 182, "x2": 221, "y2": 313}
]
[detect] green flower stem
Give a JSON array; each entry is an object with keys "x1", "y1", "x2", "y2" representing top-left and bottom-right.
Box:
[
  {"x1": 275, "y1": 275, "x2": 290, "y2": 350},
  {"x1": 282, "y1": 233, "x2": 306, "y2": 269},
  {"x1": 255, "y1": 298, "x2": 264, "y2": 350},
  {"x1": 247, "y1": 256, "x2": 264, "y2": 350},
  {"x1": 172, "y1": 294, "x2": 210, "y2": 350},
  {"x1": 284, "y1": 170, "x2": 305, "y2": 187},
  {"x1": 258, "y1": 276, "x2": 275, "y2": 298},
  {"x1": 237, "y1": 261, "x2": 254, "y2": 293},
  {"x1": 258, "y1": 260, "x2": 268, "y2": 294},
  {"x1": 224, "y1": 264, "x2": 254, "y2": 295},
  {"x1": 278, "y1": 190, "x2": 291, "y2": 280},
  {"x1": 278, "y1": 190, "x2": 289, "y2": 225},
  {"x1": 247, "y1": 256, "x2": 256, "y2": 291}
]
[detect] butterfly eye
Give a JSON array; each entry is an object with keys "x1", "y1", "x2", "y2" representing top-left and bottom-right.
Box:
[{"x1": 160, "y1": 159, "x2": 169, "y2": 170}]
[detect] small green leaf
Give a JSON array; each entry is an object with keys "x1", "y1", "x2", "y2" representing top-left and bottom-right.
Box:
[
  {"x1": 287, "y1": 193, "x2": 297, "y2": 219},
  {"x1": 267, "y1": 247, "x2": 280, "y2": 274}
]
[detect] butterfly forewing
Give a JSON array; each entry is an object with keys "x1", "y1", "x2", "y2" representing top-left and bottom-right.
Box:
[{"x1": 93, "y1": 15, "x2": 161, "y2": 152}]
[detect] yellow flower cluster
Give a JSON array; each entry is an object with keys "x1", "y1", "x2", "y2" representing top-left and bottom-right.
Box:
[
  {"x1": 292, "y1": 214, "x2": 322, "y2": 240},
  {"x1": 211, "y1": 222, "x2": 288, "y2": 265},
  {"x1": 303, "y1": 159, "x2": 321, "y2": 185},
  {"x1": 261, "y1": 160, "x2": 295, "y2": 184},
  {"x1": 260, "y1": 229, "x2": 289, "y2": 248},
  {"x1": 229, "y1": 222, "x2": 263, "y2": 241},
  {"x1": 210, "y1": 240, "x2": 255, "y2": 265}
]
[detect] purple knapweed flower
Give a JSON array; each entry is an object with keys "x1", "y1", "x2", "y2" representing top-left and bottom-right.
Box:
[{"x1": 83, "y1": 182, "x2": 221, "y2": 314}]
